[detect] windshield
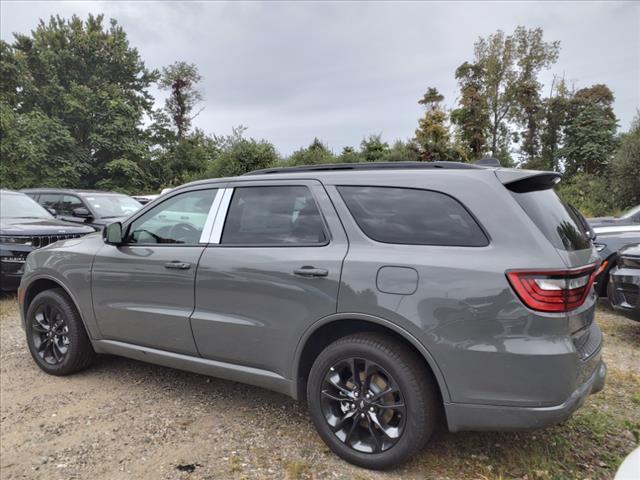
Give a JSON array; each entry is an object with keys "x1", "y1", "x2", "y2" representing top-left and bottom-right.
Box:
[
  {"x1": 83, "y1": 194, "x2": 142, "y2": 218},
  {"x1": 0, "y1": 192, "x2": 54, "y2": 219},
  {"x1": 620, "y1": 205, "x2": 640, "y2": 220}
]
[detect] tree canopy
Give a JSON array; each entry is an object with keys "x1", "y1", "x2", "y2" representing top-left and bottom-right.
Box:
[{"x1": 0, "y1": 17, "x2": 635, "y2": 215}]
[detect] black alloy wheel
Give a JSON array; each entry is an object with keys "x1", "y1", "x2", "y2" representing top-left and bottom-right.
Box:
[
  {"x1": 307, "y1": 333, "x2": 439, "y2": 470},
  {"x1": 31, "y1": 302, "x2": 71, "y2": 365},
  {"x1": 320, "y1": 357, "x2": 406, "y2": 453},
  {"x1": 26, "y1": 288, "x2": 95, "y2": 375}
]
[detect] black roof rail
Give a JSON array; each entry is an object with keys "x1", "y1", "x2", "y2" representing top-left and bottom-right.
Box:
[{"x1": 244, "y1": 161, "x2": 482, "y2": 176}]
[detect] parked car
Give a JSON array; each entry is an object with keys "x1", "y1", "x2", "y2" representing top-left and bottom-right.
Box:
[
  {"x1": 0, "y1": 190, "x2": 95, "y2": 292},
  {"x1": 21, "y1": 188, "x2": 142, "y2": 231},
  {"x1": 18, "y1": 162, "x2": 606, "y2": 469},
  {"x1": 607, "y1": 243, "x2": 640, "y2": 320},
  {"x1": 590, "y1": 224, "x2": 640, "y2": 297},
  {"x1": 588, "y1": 205, "x2": 640, "y2": 229}
]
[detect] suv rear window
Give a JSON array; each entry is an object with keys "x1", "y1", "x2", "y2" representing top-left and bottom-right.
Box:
[
  {"x1": 510, "y1": 189, "x2": 591, "y2": 251},
  {"x1": 337, "y1": 186, "x2": 488, "y2": 247}
]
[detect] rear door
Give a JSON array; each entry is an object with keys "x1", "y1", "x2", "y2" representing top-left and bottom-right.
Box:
[{"x1": 190, "y1": 179, "x2": 348, "y2": 377}]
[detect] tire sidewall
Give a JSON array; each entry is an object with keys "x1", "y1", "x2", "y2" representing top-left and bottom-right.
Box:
[
  {"x1": 25, "y1": 289, "x2": 87, "y2": 375},
  {"x1": 307, "y1": 338, "x2": 431, "y2": 470}
]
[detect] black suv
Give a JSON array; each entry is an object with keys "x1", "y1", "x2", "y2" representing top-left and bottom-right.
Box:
[
  {"x1": 0, "y1": 190, "x2": 95, "y2": 291},
  {"x1": 21, "y1": 188, "x2": 142, "y2": 231}
]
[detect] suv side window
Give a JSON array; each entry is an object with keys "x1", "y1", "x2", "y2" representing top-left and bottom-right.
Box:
[
  {"x1": 337, "y1": 186, "x2": 488, "y2": 247},
  {"x1": 60, "y1": 195, "x2": 85, "y2": 216},
  {"x1": 221, "y1": 186, "x2": 327, "y2": 246},
  {"x1": 38, "y1": 193, "x2": 62, "y2": 213},
  {"x1": 126, "y1": 189, "x2": 217, "y2": 245}
]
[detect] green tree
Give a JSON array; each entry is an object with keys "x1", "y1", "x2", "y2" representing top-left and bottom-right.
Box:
[
  {"x1": 534, "y1": 76, "x2": 571, "y2": 171},
  {"x1": 557, "y1": 173, "x2": 616, "y2": 217},
  {"x1": 562, "y1": 84, "x2": 618, "y2": 175},
  {"x1": 0, "y1": 102, "x2": 88, "y2": 188},
  {"x1": 610, "y1": 116, "x2": 640, "y2": 208},
  {"x1": 414, "y1": 87, "x2": 464, "y2": 161},
  {"x1": 360, "y1": 135, "x2": 390, "y2": 162},
  {"x1": 288, "y1": 138, "x2": 334, "y2": 166},
  {"x1": 450, "y1": 62, "x2": 490, "y2": 160},
  {"x1": 467, "y1": 27, "x2": 560, "y2": 159},
  {"x1": 203, "y1": 127, "x2": 279, "y2": 178},
  {"x1": 336, "y1": 146, "x2": 362, "y2": 163},
  {"x1": 158, "y1": 61, "x2": 203, "y2": 139},
  {"x1": 0, "y1": 14, "x2": 158, "y2": 191},
  {"x1": 384, "y1": 140, "x2": 421, "y2": 162}
]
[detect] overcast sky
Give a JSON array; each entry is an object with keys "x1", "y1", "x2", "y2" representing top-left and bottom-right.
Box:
[{"x1": 2, "y1": 1, "x2": 638, "y2": 156}]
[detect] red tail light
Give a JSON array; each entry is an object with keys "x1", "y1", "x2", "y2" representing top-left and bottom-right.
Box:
[{"x1": 506, "y1": 264, "x2": 598, "y2": 313}]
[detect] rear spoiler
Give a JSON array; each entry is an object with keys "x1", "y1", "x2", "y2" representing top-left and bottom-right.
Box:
[{"x1": 495, "y1": 170, "x2": 562, "y2": 193}]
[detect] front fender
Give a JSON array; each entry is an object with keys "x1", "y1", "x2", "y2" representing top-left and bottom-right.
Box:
[{"x1": 20, "y1": 234, "x2": 103, "y2": 339}]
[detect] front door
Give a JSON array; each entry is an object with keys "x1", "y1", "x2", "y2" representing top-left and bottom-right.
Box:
[
  {"x1": 191, "y1": 180, "x2": 348, "y2": 377},
  {"x1": 92, "y1": 186, "x2": 222, "y2": 354}
]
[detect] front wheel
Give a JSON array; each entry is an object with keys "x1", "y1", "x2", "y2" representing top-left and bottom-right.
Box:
[
  {"x1": 307, "y1": 333, "x2": 439, "y2": 470},
  {"x1": 25, "y1": 288, "x2": 95, "y2": 375}
]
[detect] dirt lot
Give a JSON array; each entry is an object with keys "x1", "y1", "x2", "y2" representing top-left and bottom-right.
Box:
[{"x1": 1, "y1": 295, "x2": 638, "y2": 480}]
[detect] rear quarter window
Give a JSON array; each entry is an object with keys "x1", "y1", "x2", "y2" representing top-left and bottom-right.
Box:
[
  {"x1": 509, "y1": 189, "x2": 591, "y2": 251},
  {"x1": 337, "y1": 186, "x2": 488, "y2": 247}
]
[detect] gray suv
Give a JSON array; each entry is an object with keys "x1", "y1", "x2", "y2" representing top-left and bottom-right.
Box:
[{"x1": 18, "y1": 162, "x2": 606, "y2": 469}]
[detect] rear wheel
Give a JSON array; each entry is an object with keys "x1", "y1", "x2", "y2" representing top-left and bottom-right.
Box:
[
  {"x1": 25, "y1": 288, "x2": 95, "y2": 375},
  {"x1": 307, "y1": 333, "x2": 439, "y2": 469}
]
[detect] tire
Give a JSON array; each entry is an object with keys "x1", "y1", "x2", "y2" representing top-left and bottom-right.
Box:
[
  {"x1": 25, "y1": 288, "x2": 95, "y2": 376},
  {"x1": 307, "y1": 332, "x2": 439, "y2": 470}
]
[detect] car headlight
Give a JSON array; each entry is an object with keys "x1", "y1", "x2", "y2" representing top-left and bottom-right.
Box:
[
  {"x1": 594, "y1": 243, "x2": 606, "y2": 252},
  {"x1": 0, "y1": 236, "x2": 32, "y2": 246}
]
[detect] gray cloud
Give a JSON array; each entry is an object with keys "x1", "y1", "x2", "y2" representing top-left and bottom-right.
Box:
[{"x1": 2, "y1": 1, "x2": 638, "y2": 155}]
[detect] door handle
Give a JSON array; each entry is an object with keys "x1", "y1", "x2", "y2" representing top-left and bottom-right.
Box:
[
  {"x1": 293, "y1": 266, "x2": 328, "y2": 277},
  {"x1": 164, "y1": 261, "x2": 191, "y2": 270}
]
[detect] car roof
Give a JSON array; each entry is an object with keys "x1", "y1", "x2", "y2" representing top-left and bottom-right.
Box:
[
  {"x1": 176, "y1": 162, "x2": 555, "y2": 192},
  {"x1": 20, "y1": 188, "x2": 125, "y2": 196}
]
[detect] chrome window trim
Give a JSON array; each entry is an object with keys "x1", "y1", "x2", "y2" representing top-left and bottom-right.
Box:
[
  {"x1": 198, "y1": 189, "x2": 225, "y2": 244},
  {"x1": 208, "y1": 188, "x2": 235, "y2": 244}
]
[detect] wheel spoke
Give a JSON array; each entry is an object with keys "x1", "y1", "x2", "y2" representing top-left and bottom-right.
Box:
[
  {"x1": 332, "y1": 409, "x2": 356, "y2": 431},
  {"x1": 326, "y1": 373, "x2": 354, "y2": 398},
  {"x1": 32, "y1": 323, "x2": 48, "y2": 334},
  {"x1": 344, "y1": 416, "x2": 360, "y2": 445},
  {"x1": 52, "y1": 341, "x2": 62, "y2": 362},
  {"x1": 350, "y1": 358, "x2": 362, "y2": 390},
  {"x1": 321, "y1": 389, "x2": 349, "y2": 402},
  {"x1": 367, "y1": 418, "x2": 382, "y2": 452},
  {"x1": 362, "y1": 360, "x2": 378, "y2": 392},
  {"x1": 37, "y1": 338, "x2": 50, "y2": 353},
  {"x1": 369, "y1": 411, "x2": 402, "y2": 439},
  {"x1": 34, "y1": 312, "x2": 49, "y2": 331}
]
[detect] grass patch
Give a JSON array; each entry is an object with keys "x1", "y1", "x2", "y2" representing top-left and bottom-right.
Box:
[
  {"x1": 284, "y1": 459, "x2": 311, "y2": 480},
  {"x1": 0, "y1": 294, "x2": 19, "y2": 320}
]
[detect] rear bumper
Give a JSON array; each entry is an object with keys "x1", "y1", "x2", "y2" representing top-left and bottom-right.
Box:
[{"x1": 445, "y1": 359, "x2": 606, "y2": 432}]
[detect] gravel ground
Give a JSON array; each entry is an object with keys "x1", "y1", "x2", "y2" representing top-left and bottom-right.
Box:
[{"x1": 1, "y1": 295, "x2": 638, "y2": 480}]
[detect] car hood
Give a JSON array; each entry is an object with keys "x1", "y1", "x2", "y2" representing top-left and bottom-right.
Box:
[{"x1": 0, "y1": 218, "x2": 96, "y2": 235}]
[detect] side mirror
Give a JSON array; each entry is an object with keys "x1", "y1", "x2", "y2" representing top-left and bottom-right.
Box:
[
  {"x1": 72, "y1": 207, "x2": 92, "y2": 218},
  {"x1": 104, "y1": 222, "x2": 124, "y2": 245},
  {"x1": 47, "y1": 207, "x2": 57, "y2": 216}
]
